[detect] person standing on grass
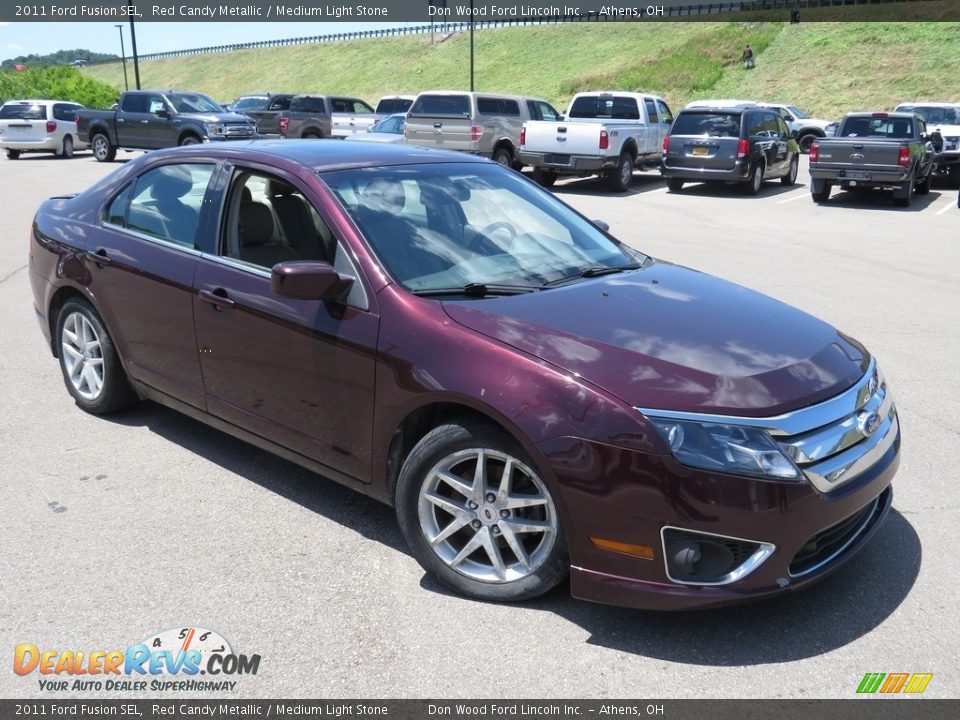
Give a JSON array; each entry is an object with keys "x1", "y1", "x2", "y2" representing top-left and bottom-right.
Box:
[{"x1": 742, "y1": 45, "x2": 755, "y2": 69}]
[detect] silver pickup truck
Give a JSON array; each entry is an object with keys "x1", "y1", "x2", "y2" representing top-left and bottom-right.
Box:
[{"x1": 809, "y1": 111, "x2": 940, "y2": 207}]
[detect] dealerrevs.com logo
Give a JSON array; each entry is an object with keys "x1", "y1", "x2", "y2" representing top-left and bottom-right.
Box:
[
  {"x1": 14, "y1": 626, "x2": 260, "y2": 692},
  {"x1": 856, "y1": 672, "x2": 934, "y2": 695}
]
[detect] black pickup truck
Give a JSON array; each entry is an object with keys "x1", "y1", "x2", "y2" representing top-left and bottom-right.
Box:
[
  {"x1": 808, "y1": 111, "x2": 941, "y2": 207},
  {"x1": 76, "y1": 90, "x2": 258, "y2": 162}
]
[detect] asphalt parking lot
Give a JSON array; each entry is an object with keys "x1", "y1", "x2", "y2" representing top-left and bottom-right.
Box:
[{"x1": 1, "y1": 149, "x2": 958, "y2": 699}]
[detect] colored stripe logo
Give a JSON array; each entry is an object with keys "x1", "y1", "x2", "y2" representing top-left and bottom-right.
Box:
[{"x1": 857, "y1": 672, "x2": 933, "y2": 694}]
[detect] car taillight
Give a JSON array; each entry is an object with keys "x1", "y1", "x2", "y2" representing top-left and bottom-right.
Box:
[
  {"x1": 470, "y1": 125, "x2": 483, "y2": 142},
  {"x1": 736, "y1": 138, "x2": 749, "y2": 159},
  {"x1": 898, "y1": 146, "x2": 910, "y2": 167},
  {"x1": 279, "y1": 117, "x2": 289, "y2": 132},
  {"x1": 520, "y1": 127, "x2": 526, "y2": 146},
  {"x1": 74, "y1": 114, "x2": 81, "y2": 125},
  {"x1": 46, "y1": 120, "x2": 57, "y2": 133},
  {"x1": 809, "y1": 143, "x2": 819, "y2": 162},
  {"x1": 599, "y1": 130, "x2": 609, "y2": 150},
  {"x1": 662, "y1": 135, "x2": 671, "y2": 153}
]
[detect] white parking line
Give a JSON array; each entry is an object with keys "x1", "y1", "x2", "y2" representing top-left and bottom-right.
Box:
[
  {"x1": 776, "y1": 192, "x2": 809, "y2": 205},
  {"x1": 935, "y1": 198, "x2": 957, "y2": 215}
]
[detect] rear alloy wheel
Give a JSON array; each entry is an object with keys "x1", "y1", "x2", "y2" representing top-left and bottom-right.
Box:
[
  {"x1": 396, "y1": 423, "x2": 568, "y2": 602},
  {"x1": 666, "y1": 177, "x2": 684, "y2": 193},
  {"x1": 745, "y1": 162, "x2": 765, "y2": 195},
  {"x1": 781, "y1": 156, "x2": 799, "y2": 186},
  {"x1": 57, "y1": 300, "x2": 137, "y2": 415},
  {"x1": 606, "y1": 152, "x2": 634, "y2": 192},
  {"x1": 91, "y1": 133, "x2": 116, "y2": 162},
  {"x1": 532, "y1": 167, "x2": 558, "y2": 188},
  {"x1": 492, "y1": 147, "x2": 513, "y2": 168},
  {"x1": 6, "y1": 149, "x2": 20, "y2": 160},
  {"x1": 58, "y1": 135, "x2": 74, "y2": 159}
]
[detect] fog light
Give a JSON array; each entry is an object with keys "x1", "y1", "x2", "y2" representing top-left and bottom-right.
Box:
[{"x1": 662, "y1": 527, "x2": 774, "y2": 586}]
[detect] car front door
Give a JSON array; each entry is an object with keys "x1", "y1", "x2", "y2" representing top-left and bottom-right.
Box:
[
  {"x1": 88, "y1": 160, "x2": 218, "y2": 409},
  {"x1": 143, "y1": 94, "x2": 175, "y2": 148},
  {"x1": 192, "y1": 166, "x2": 379, "y2": 481}
]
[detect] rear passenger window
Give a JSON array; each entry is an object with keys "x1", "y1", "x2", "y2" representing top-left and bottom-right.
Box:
[
  {"x1": 121, "y1": 94, "x2": 146, "y2": 113},
  {"x1": 112, "y1": 164, "x2": 215, "y2": 248},
  {"x1": 747, "y1": 113, "x2": 766, "y2": 137},
  {"x1": 53, "y1": 103, "x2": 82, "y2": 122},
  {"x1": 644, "y1": 99, "x2": 659, "y2": 124},
  {"x1": 477, "y1": 98, "x2": 499, "y2": 115}
]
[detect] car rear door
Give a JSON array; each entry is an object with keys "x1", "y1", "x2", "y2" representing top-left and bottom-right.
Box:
[
  {"x1": 192, "y1": 165, "x2": 379, "y2": 480},
  {"x1": 87, "y1": 160, "x2": 219, "y2": 408},
  {"x1": 753, "y1": 110, "x2": 789, "y2": 174}
]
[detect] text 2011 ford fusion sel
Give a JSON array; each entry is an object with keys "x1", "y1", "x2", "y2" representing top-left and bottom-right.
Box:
[{"x1": 29, "y1": 141, "x2": 899, "y2": 609}]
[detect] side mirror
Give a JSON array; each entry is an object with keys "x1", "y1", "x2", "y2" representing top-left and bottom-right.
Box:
[
  {"x1": 271, "y1": 261, "x2": 353, "y2": 301},
  {"x1": 785, "y1": 114, "x2": 795, "y2": 122},
  {"x1": 592, "y1": 219, "x2": 610, "y2": 233},
  {"x1": 789, "y1": 129, "x2": 799, "y2": 140},
  {"x1": 930, "y1": 131, "x2": 944, "y2": 153},
  {"x1": 155, "y1": 109, "x2": 170, "y2": 119}
]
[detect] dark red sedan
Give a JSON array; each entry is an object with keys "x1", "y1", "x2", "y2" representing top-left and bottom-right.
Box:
[{"x1": 29, "y1": 141, "x2": 899, "y2": 609}]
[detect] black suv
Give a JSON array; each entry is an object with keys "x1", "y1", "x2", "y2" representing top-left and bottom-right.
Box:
[{"x1": 661, "y1": 105, "x2": 800, "y2": 195}]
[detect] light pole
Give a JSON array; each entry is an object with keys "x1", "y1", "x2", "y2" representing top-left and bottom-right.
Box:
[
  {"x1": 115, "y1": 24, "x2": 129, "y2": 91},
  {"x1": 128, "y1": 3, "x2": 141, "y2": 90},
  {"x1": 469, "y1": 0, "x2": 475, "y2": 91}
]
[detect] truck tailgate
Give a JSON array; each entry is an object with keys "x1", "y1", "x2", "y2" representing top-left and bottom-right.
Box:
[
  {"x1": 522, "y1": 120, "x2": 608, "y2": 157},
  {"x1": 404, "y1": 115, "x2": 473, "y2": 151},
  {"x1": 814, "y1": 140, "x2": 906, "y2": 173}
]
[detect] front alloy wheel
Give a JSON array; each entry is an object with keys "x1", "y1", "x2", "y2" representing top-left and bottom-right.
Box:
[{"x1": 397, "y1": 423, "x2": 567, "y2": 602}]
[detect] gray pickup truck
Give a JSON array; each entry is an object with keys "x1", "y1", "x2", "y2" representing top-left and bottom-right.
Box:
[
  {"x1": 76, "y1": 90, "x2": 258, "y2": 162},
  {"x1": 809, "y1": 111, "x2": 940, "y2": 207}
]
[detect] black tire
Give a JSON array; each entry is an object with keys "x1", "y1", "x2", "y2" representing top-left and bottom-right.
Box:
[
  {"x1": 491, "y1": 146, "x2": 513, "y2": 168},
  {"x1": 179, "y1": 134, "x2": 201, "y2": 146},
  {"x1": 666, "y1": 177, "x2": 684, "y2": 193},
  {"x1": 744, "y1": 162, "x2": 765, "y2": 195},
  {"x1": 6, "y1": 149, "x2": 20, "y2": 159},
  {"x1": 606, "y1": 152, "x2": 633, "y2": 192},
  {"x1": 798, "y1": 133, "x2": 819, "y2": 154},
  {"x1": 894, "y1": 177, "x2": 914, "y2": 207},
  {"x1": 532, "y1": 167, "x2": 558, "y2": 188},
  {"x1": 915, "y1": 173, "x2": 931, "y2": 195},
  {"x1": 91, "y1": 133, "x2": 116, "y2": 162},
  {"x1": 56, "y1": 299, "x2": 138, "y2": 415},
  {"x1": 302, "y1": 131, "x2": 321, "y2": 139},
  {"x1": 811, "y1": 180, "x2": 832, "y2": 203},
  {"x1": 395, "y1": 422, "x2": 568, "y2": 603},
  {"x1": 781, "y1": 156, "x2": 799, "y2": 186},
  {"x1": 58, "y1": 135, "x2": 74, "y2": 159}
]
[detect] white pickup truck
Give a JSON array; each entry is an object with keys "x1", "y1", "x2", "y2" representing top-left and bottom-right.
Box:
[{"x1": 518, "y1": 91, "x2": 674, "y2": 191}]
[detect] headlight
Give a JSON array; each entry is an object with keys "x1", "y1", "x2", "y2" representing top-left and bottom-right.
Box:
[
  {"x1": 647, "y1": 417, "x2": 801, "y2": 481},
  {"x1": 204, "y1": 123, "x2": 223, "y2": 136}
]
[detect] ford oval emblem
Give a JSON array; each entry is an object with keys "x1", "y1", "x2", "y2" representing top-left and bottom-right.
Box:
[{"x1": 858, "y1": 411, "x2": 882, "y2": 437}]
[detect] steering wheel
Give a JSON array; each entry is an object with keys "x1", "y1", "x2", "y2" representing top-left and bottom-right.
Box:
[{"x1": 466, "y1": 221, "x2": 517, "y2": 253}]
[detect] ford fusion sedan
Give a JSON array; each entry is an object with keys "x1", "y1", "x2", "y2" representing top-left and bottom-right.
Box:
[{"x1": 29, "y1": 141, "x2": 898, "y2": 609}]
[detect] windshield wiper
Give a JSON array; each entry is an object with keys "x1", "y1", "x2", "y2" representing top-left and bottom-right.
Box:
[
  {"x1": 541, "y1": 263, "x2": 642, "y2": 289},
  {"x1": 410, "y1": 282, "x2": 538, "y2": 298}
]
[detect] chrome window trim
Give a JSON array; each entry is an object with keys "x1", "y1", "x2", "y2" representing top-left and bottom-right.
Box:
[
  {"x1": 101, "y1": 221, "x2": 202, "y2": 256},
  {"x1": 788, "y1": 495, "x2": 881, "y2": 578},
  {"x1": 660, "y1": 526, "x2": 776, "y2": 587},
  {"x1": 637, "y1": 359, "x2": 877, "y2": 438},
  {"x1": 199, "y1": 252, "x2": 270, "y2": 278}
]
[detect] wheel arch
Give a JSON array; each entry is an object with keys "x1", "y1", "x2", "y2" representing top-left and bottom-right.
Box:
[{"x1": 177, "y1": 129, "x2": 202, "y2": 145}]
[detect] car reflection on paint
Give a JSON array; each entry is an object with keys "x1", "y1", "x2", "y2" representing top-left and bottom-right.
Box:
[{"x1": 29, "y1": 140, "x2": 899, "y2": 609}]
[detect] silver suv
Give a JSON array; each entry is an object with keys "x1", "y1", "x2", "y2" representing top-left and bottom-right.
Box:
[{"x1": 404, "y1": 91, "x2": 560, "y2": 168}]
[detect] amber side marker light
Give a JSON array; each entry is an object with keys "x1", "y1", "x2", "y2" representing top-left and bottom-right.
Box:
[{"x1": 590, "y1": 537, "x2": 655, "y2": 560}]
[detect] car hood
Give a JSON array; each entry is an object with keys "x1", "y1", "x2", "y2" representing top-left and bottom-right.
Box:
[
  {"x1": 928, "y1": 123, "x2": 960, "y2": 136},
  {"x1": 442, "y1": 262, "x2": 869, "y2": 417},
  {"x1": 180, "y1": 112, "x2": 254, "y2": 124}
]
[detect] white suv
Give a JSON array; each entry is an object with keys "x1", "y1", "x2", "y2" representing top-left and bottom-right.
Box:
[
  {"x1": 895, "y1": 102, "x2": 960, "y2": 186},
  {"x1": 758, "y1": 103, "x2": 836, "y2": 154},
  {"x1": 0, "y1": 99, "x2": 88, "y2": 159}
]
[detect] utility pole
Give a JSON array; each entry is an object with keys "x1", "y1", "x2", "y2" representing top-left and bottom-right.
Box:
[
  {"x1": 128, "y1": 3, "x2": 141, "y2": 90},
  {"x1": 469, "y1": 0, "x2": 475, "y2": 91},
  {"x1": 115, "y1": 24, "x2": 129, "y2": 91}
]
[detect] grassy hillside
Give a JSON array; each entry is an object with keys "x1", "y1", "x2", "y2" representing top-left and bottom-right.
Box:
[{"x1": 83, "y1": 20, "x2": 960, "y2": 118}]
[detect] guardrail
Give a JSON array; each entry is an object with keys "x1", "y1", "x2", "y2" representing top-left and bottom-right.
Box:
[{"x1": 89, "y1": 0, "x2": 929, "y2": 65}]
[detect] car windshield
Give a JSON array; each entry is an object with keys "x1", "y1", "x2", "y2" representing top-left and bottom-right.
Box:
[
  {"x1": 371, "y1": 115, "x2": 404, "y2": 134},
  {"x1": 672, "y1": 112, "x2": 741, "y2": 137},
  {"x1": 900, "y1": 106, "x2": 960, "y2": 125},
  {"x1": 787, "y1": 106, "x2": 809, "y2": 119},
  {"x1": 321, "y1": 163, "x2": 640, "y2": 294},
  {"x1": 0, "y1": 103, "x2": 45, "y2": 120},
  {"x1": 169, "y1": 93, "x2": 225, "y2": 114}
]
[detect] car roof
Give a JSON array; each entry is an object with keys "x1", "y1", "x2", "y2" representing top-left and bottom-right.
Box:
[
  {"x1": 144, "y1": 138, "x2": 487, "y2": 172},
  {"x1": 1, "y1": 99, "x2": 72, "y2": 105}
]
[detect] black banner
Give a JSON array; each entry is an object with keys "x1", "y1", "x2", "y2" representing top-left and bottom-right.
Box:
[
  {"x1": 0, "y1": 700, "x2": 957, "y2": 719},
  {"x1": 1, "y1": 0, "x2": 958, "y2": 23}
]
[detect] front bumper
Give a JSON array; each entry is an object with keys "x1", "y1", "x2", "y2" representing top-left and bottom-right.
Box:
[{"x1": 536, "y1": 365, "x2": 901, "y2": 610}]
